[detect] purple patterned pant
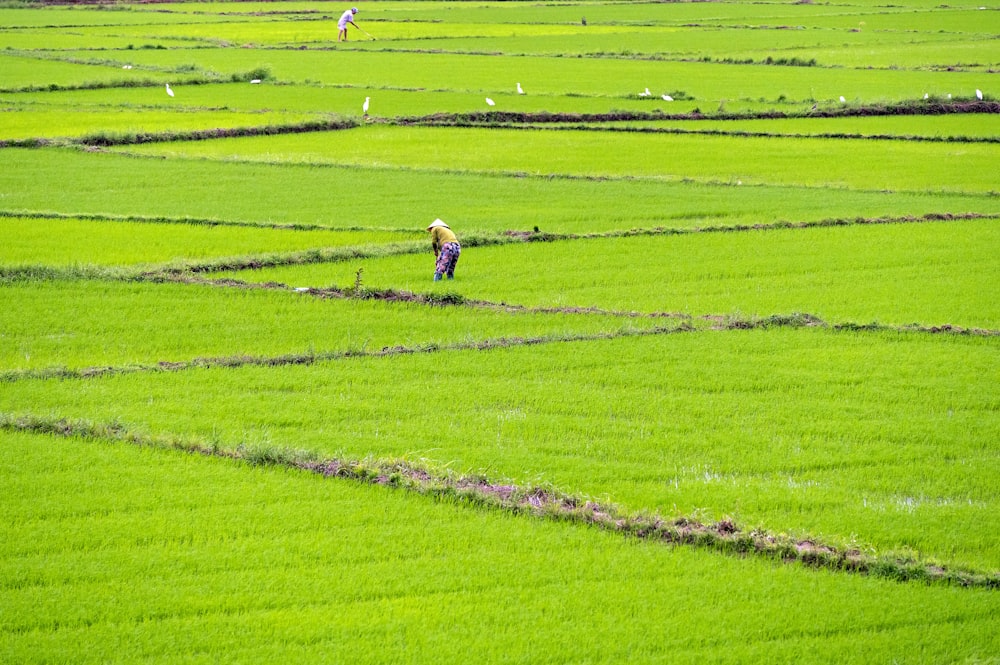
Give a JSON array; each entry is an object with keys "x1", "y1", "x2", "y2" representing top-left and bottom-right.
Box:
[{"x1": 435, "y1": 242, "x2": 461, "y2": 276}]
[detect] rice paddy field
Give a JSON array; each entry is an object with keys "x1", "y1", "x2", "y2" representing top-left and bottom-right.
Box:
[{"x1": 1, "y1": 0, "x2": 999, "y2": 663}]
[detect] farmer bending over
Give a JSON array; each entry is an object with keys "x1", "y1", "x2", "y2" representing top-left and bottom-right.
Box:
[
  {"x1": 338, "y1": 7, "x2": 359, "y2": 41},
  {"x1": 427, "y1": 219, "x2": 461, "y2": 281}
]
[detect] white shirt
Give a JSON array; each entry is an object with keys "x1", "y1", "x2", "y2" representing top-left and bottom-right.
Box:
[{"x1": 338, "y1": 9, "x2": 355, "y2": 28}]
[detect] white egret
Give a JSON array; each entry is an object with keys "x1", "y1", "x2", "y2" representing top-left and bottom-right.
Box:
[
  {"x1": 839, "y1": 95, "x2": 846, "y2": 103},
  {"x1": 517, "y1": 83, "x2": 524, "y2": 94},
  {"x1": 923, "y1": 93, "x2": 929, "y2": 99},
  {"x1": 250, "y1": 79, "x2": 261, "y2": 84},
  {"x1": 363, "y1": 96, "x2": 370, "y2": 114},
  {"x1": 639, "y1": 87, "x2": 651, "y2": 97},
  {"x1": 485, "y1": 98, "x2": 495, "y2": 106},
  {"x1": 662, "y1": 94, "x2": 673, "y2": 101},
  {"x1": 976, "y1": 89, "x2": 983, "y2": 100},
  {"x1": 165, "y1": 83, "x2": 174, "y2": 97}
]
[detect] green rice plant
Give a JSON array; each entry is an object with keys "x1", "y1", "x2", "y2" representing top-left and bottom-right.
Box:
[
  {"x1": 0, "y1": 279, "x2": 666, "y2": 373},
  {"x1": 0, "y1": 52, "x2": 182, "y2": 92},
  {"x1": 2, "y1": 1, "x2": 999, "y2": 660},
  {"x1": 799, "y1": 7, "x2": 1000, "y2": 34},
  {"x1": 118, "y1": 125, "x2": 1000, "y2": 193},
  {"x1": 0, "y1": 105, "x2": 323, "y2": 143},
  {"x1": 0, "y1": 215, "x2": 414, "y2": 267},
  {"x1": 3, "y1": 79, "x2": 706, "y2": 119},
  {"x1": 381, "y1": 26, "x2": 996, "y2": 71},
  {"x1": 5, "y1": 411, "x2": 995, "y2": 586},
  {"x1": 222, "y1": 218, "x2": 1000, "y2": 329},
  {"x1": 773, "y1": 38, "x2": 1000, "y2": 72},
  {"x1": 0, "y1": 29, "x2": 193, "y2": 51},
  {"x1": 3, "y1": 428, "x2": 998, "y2": 663},
  {"x1": 42, "y1": 47, "x2": 992, "y2": 108},
  {"x1": 346, "y1": 1, "x2": 916, "y2": 27},
  {"x1": 602, "y1": 113, "x2": 1000, "y2": 141},
  {"x1": 3, "y1": 148, "x2": 997, "y2": 234},
  {"x1": 54, "y1": 16, "x2": 638, "y2": 48},
  {"x1": 0, "y1": 5, "x2": 244, "y2": 28},
  {"x1": 1, "y1": 327, "x2": 997, "y2": 570}
]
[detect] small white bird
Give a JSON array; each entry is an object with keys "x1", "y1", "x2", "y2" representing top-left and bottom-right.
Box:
[
  {"x1": 839, "y1": 95, "x2": 846, "y2": 103},
  {"x1": 947, "y1": 93, "x2": 952, "y2": 99},
  {"x1": 517, "y1": 82, "x2": 524, "y2": 94},
  {"x1": 250, "y1": 79, "x2": 261, "y2": 84},
  {"x1": 662, "y1": 94, "x2": 673, "y2": 101},
  {"x1": 363, "y1": 96, "x2": 370, "y2": 114},
  {"x1": 976, "y1": 89, "x2": 983, "y2": 100},
  {"x1": 639, "y1": 87, "x2": 651, "y2": 97},
  {"x1": 165, "y1": 83, "x2": 174, "y2": 97},
  {"x1": 923, "y1": 93, "x2": 929, "y2": 99},
  {"x1": 122, "y1": 65, "x2": 132, "y2": 70},
  {"x1": 485, "y1": 97, "x2": 495, "y2": 106}
]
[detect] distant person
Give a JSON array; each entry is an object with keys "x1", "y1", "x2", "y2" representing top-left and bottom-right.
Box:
[
  {"x1": 427, "y1": 219, "x2": 461, "y2": 281},
  {"x1": 338, "y1": 7, "x2": 359, "y2": 42}
]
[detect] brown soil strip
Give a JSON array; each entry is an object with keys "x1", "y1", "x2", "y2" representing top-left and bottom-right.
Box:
[
  {"x1": 398, "y1": 101, "x2": 1000, "y2": 128},
  {"x1": 3, "y1": 413, "x2": 996, "y2": 589}
]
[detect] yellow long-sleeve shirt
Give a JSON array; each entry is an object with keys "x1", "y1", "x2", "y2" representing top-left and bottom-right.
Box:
[{"x1": 430, "y1": 225, "x2": 459, "y2": 256}]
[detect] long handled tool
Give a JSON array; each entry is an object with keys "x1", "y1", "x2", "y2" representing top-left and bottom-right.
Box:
[{"x1": 357, "y1": 26, "x2": 376, "y2": 40}]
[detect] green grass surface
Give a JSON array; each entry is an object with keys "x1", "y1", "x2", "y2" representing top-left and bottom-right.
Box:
[
  {"x1": 3, "y1": 1, "x2": 998, "y2": 660},
  {"x1": 0, "y1": 52, "x2": 180, "y2": 91},
  {"x1": 4, "y1": 429, "x2": 999, "y2": 664},
  {"x1": 0, "y1": 279, "x2": 664, "y2": 373},
  {"x1": 33, "y1": 48, "x2": 992, "y2": 106},
  {"x1": 604, "y1": 114, "x2": 1000, "y2": 140},
  {"x1": 118, "y1": 125, "x2": 1000, "y2": 193},
  {"x1": 7, "y1": 149, "x2": 995, "y2": 234},
  {"x1": 0, "y1": 6, "x2": 243, "y2": 27},
  {"x1": 0, "y1": 30, "x2": 193, "y2": 51},
  {"x1": 0, "y1": 105, "x2": 320, "y2": 142},
  {"x1": 2, "y1": 80, "x2": 707, "y2": 120},
  {"x1": 0, "y1": 215, "x2": 414, "y2": 267},
  {"x1": 3, "y1": 328, "x2": 997, "y2": 571},
  {"x1": 217, "y1": 219, "x2": 1000, "y2": 329}
]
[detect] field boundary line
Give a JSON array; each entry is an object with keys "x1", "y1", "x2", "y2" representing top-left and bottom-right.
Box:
[
  {"x1": 2, "y1": 314, "x2": 995, "y2": 385},
  {"x1": 397, "y1": 100, "x2": 1000, "y2": 128},
  {"x1": 135, "y1": 273, "x2": 1000, "y2": 337},
  {"x1": 0, "y1": 323, "x2": 691, "y2": 384},
  {"x1": 16, "y1": 212, "x2": 990, "y2": 284},
  {"x1": 0, "y1": 209, "x2": 418, "y2": 234},
  {"x1": 511, "y1": 124, "x2": 1000, "y2": 144},
  {"x1": 3, "y1": 101, "x2": 995, "y2": 150},
  {"x1": 0, "y1": 117, "x2": 359, "y2": 150},
  {"x1": 131, "y1": 211, "x2": 998, "y2": 276},
  {"x1": 3, "y1": 412, "x2": 997, "y2": 590},
  {"x1": 41, "y1": 146, "x2": 1000, "y2": 196}
]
